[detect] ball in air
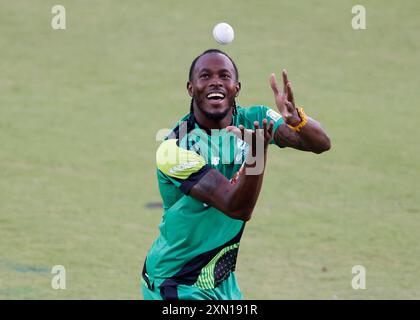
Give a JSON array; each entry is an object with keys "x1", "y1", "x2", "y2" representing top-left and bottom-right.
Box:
[{"x1": 212, "y1": 22, "x2": 234, "y2": 45}]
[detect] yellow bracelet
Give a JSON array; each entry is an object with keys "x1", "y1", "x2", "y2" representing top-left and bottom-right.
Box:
[{"x1": 287, "y1": 107, "x2": 308, "y2": 132}]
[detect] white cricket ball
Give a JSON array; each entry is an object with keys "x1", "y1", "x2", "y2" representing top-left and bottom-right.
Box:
[{"x1": 212, "y1": 22, "x2": 234, "y2": 45}]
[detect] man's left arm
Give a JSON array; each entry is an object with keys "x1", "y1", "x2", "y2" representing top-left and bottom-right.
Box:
[
  {"x1": 270, "y1": 70, "x2": 331, "y2": 154},
  {"x1": 273, "y1": 116, "x2": 331, "y2": 154}
]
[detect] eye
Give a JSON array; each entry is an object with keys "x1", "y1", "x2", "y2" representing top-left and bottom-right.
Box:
[
  {"x1": 200, "y1": 73, "x2": 210, "y2": 79},
  {"x1": 221, "y1": 73, "x2": 231, "y2": 80}
]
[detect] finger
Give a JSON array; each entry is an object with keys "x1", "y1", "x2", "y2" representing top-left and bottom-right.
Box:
[
  {"x1": 239, "y1": 124, "x2": 244, "y2": 136},
  {"x1": 230, "y1": 125, "x2": 255, "y2": 142},
  {"x1": 265, "y1": 120, "x2": 274, "y2": 142},
  {"x1": 253, "y1": 121, "x2": 260, "y2": 130},
  {"x1": 262, "y1": 118, "x2": 267, "y2": 133},
  {"x1": 253, "y1": 121, "x2": 260, "y2": 145},
  {"x1": 269, "y1": 73, "x2": 281, "y2": 95},
  {"x1": 287, "y1": 82, "x2": 295, "y2": 106},
  {"x1": 282, "y1": 69, "x2": 288, "y2": 94},
  {"x1": 226, "y1": 125, "x2": 243, "y2": 139},
  {"x1": 268, "y1": 120, "x2": 274, "y2": 136}
]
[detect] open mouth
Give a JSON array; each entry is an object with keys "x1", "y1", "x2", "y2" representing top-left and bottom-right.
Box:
[{"x1": 206, "y1": 92, "x2": 226, "y2": 101}]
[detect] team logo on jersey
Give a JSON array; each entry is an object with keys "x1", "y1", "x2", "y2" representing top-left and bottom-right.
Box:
[
  {"x1": 211, "y1": 157, "x2": 220, "y2": 165},
  {"x1": 267, "y1": 109, "x2": 282, "y2": 122}
]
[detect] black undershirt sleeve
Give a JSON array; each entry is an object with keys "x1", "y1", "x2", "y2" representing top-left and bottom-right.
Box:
[{"x1": 177, "y1": 164, "x2": 213, "y2": 195}]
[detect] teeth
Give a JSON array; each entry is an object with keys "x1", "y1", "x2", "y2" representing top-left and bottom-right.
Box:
[{"x1": 207, "y1": 93, "x2": 224, "y2": 99}]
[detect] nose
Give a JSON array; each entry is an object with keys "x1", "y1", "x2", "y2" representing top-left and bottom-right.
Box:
[{"x1": 209, "y1": 75, "x2": 223, "y2": 87}]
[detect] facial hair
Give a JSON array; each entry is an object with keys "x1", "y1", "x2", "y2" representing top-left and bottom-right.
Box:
[{"x1": 196, "y1": 98, "x2": 235, "y2": 121}]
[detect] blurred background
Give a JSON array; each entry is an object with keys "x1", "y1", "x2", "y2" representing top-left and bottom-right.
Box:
[{"x1": 0, "y1": 0, "x2": 419, "y2": 299}]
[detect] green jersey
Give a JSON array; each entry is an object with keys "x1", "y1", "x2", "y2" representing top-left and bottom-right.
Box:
[{"x1": 142, "y1": 105, "x2": 284, "y2": 292}]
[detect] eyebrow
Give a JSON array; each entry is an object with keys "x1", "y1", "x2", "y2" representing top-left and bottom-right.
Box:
[{"x1": 198, "y1": 68, "x2": 232, "y2": 74}]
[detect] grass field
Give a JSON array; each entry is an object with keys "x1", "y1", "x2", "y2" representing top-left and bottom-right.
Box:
[{"x1": 1, "y1": 0, "x2": 419, "y2": 299}]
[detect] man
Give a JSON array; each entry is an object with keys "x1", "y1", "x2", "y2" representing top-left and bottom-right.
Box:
[{"x1": 141, "y1": 49, "x2": 331, "y2": 300}]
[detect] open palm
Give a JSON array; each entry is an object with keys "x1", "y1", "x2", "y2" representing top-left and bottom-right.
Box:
[{"x1": 269, "y1": 70, "x2": 301, "y2": 126}]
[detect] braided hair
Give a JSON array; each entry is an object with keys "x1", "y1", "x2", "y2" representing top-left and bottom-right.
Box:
[{"x1": 188, "y1": 49, "x2": 238, "y2": 125}]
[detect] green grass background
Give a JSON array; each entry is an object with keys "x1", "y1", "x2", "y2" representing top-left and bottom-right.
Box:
[{"x1": 0, "y1": 0, "x2": 419, "y2": 299}]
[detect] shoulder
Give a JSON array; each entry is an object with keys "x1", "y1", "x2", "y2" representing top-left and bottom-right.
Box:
[
  {"x1": 236, "y1": 105, "x2": 283, "y2": 123},
  {"x1": 165, "y1": 114, "x2": 192, "y2": 140},
  {"x1": 156, "y1": 139, "x2": 207, "y2": 180}
]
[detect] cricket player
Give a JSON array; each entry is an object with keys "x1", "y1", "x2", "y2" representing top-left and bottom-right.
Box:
[{"x1": 141, "y1": 49, "x2": 331, "y2": 300}]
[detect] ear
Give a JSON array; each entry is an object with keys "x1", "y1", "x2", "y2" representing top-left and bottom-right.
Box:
[
  {"x1": 235, "y1": 82, "x2": 241, "y2": 97},
  {"x1": 187, "y1": 81, "x2": 193, "y2": 97}
]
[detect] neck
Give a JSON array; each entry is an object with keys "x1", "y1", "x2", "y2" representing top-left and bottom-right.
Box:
[{"x1": 192, "y1": 104, "x2": 233, "y2": 130}]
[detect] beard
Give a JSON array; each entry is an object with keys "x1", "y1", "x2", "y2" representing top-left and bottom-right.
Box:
[{"x1": 195, "y1": 98, "x2": 235, "y2": 121}]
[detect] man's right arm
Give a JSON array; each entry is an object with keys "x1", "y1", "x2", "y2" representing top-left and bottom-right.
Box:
[
  {"x1": 188, "y1": 165, "x2": 265, "y2": 221},
  {"x1": 157, "y1": 120, "x2": 273, "y2": 221},
  {"x1": 189, "y1": 120, "x2": 274, "y2": 221}
]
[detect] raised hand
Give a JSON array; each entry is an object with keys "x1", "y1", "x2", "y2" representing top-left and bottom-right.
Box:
[
  {"x1": 227, "y1": 118, "x2": 274, "y2": 150},
  {"x1": 269, "y1": 70, "x2": 301, "y2": 126}
]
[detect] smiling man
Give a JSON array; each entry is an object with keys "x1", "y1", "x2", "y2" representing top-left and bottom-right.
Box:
[{"x1": 141, "y1": 49, "x2": 331, "y2": 300}]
